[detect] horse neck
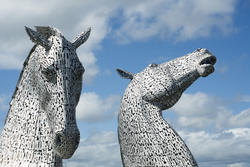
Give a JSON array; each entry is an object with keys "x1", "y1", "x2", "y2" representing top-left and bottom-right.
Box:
[
  {"x1": 119, "y1": 90, "x2": 198, "y2": 167},
  {"x1": 120, "y1": 84, "x2": 163, "y2": 120},
  {"x1": 121, "y1": 90, "x2": 181, "y2": 140},
  {"x1": 0, "y1": 57, "x2": 62, "y2": 166}
]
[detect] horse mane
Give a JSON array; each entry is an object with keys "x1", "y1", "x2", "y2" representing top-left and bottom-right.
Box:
[
  {"x1": 9, "y1": 26, "x2": 61, "y2": 105},
  {"x1": 5, "y1": 27, "x2": 64, "y2": 125},
  {"x1": 5, "y1": 45, "x2": 36, "y2": 125}
]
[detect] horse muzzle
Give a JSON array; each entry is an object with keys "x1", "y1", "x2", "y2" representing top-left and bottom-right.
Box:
[
  {"x1": 197, "y1": 55, "x2": 216, "y2": 77},
  {"x1": 53, "y1": 130, "x2": 80, "y2": 159}
]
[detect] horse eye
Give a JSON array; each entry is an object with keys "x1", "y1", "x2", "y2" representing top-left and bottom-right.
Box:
[{"x1": 41, "y1": 68, "x2": 56, "y2": 82}]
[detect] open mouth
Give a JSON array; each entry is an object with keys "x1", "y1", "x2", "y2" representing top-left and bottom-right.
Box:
[
  {"x1": 199, "y1": 56, "x2": 216, "y2": 66},
  {"x1": 198, "y1": 56, "x2": 217, "y2": 77}
]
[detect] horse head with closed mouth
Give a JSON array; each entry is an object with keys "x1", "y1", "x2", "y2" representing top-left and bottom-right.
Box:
[{"x1": 0, "y1": 26, "x2": 91, "y2": 166}]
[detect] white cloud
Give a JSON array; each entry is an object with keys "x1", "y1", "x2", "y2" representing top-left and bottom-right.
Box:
[
  {"x1": 64, "y1": 131, "x2": 122, "y2": 167},
  {"x1": 115, "y1": 0, "x2": 236, "y2": 42},
  {"x1": 237, "y1": 95, "x2": 250, "y2": 103},
  {"x1": 227, "y1": 163, "x2": 249, "y2": 167},
  {"x1": 0, "y1": 0, "x2": 119, "y2": 82},
  {"x1": 0, "y1": 0, "x2": 237, "y2": 82},
  {"x1": 167, "y1": 92, "x2": 250, "y2": 165},
  {"x1": 179, "y1": 128, "x2": 250, "y2": 166},
  {"x1": 76, "y1": 92, "x2": 120, "y2": 122},
  {"x1": 229, "y1": 109, "x2": 250, "y2": 127},
  {"x1": 62, "y1": 128, "x2": 250, "y2": 167},
  {"x1": 171, "y1": 92, "x2": 250, "y2": 130},
  {"x1": 171, "y1": 92, "x2": 229, "y2": 130}
]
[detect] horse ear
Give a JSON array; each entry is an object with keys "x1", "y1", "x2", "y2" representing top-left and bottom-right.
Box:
[
  {"x1": 72, "y1": 27, "x2": 91, "y2": 49},
  {"x1": 25, "y1": 26, "x2": 52, "y2": 51},
  {"x1": 116, "y1": 69, "x2": 134, "y2": 80}
]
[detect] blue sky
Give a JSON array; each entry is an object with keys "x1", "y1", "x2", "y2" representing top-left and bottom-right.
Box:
[{"x1": 0, "y1": 0, "x2": 250, "y2": 166}]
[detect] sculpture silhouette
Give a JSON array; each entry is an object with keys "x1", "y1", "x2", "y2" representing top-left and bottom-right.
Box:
[
  {"x1": 117, "y1": 48, "x2": 216, "y2": 167},
  {"x1": 0, "y1": 26, "x2": 90, "y2": 167}
]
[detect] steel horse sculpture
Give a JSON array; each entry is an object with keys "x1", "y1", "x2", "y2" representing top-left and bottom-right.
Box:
[
  {"x1": 0, "y1": 26, "x2": 90, "y2": 167},
  {"x1": 117, "y1": 48, "x2": 216, "y2": 167}
]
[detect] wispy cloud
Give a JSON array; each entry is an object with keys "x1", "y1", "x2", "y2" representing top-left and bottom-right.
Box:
[
  {"x1": 218, "y1": 65, "x2": 229, "y2": 74},
  {"x1": 237, "y1": 95, "x2": 250, "y2": 103},
  {"x1": 171, "y1": 92, "x2": 228, "y2": 130},
  {"x1": 115, "y1": 0, "x2": 236, "y2": 43},
  {"x1": 170, "y1": 92, "x2": 250, "y2": 130},
  {"x1": 63, "y1": 128, "x2": 250, "y2": 167},
  {"x1": 227, "y1": 163, "x2": 249, "y2": 167},
  {"x1": 76, "y1": 92, "x2": 120, "y2": 122},
  {"x1": 166, "y1": 92, "x2": 250, "y2": 166},
  {"x1": 64, "y1": 131, "x2": 121, "y2": 167},
  {"x1": 0, "y1": 0, "x2": 237, "y2": 83},
  {"x1": 229, "y1": 109, "x2": 250, "y2": 127},
  {"x1": 180, "y1": 128, "x2": 250, "y2": 166}
]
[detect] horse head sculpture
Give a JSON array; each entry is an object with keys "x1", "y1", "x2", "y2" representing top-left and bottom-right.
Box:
[
  {"x1": 0, "y1": 26, "x2": 90, "y2": 167},
  {"x1": 117, "y1": 48, "x2": 216, "y2": 167}
]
